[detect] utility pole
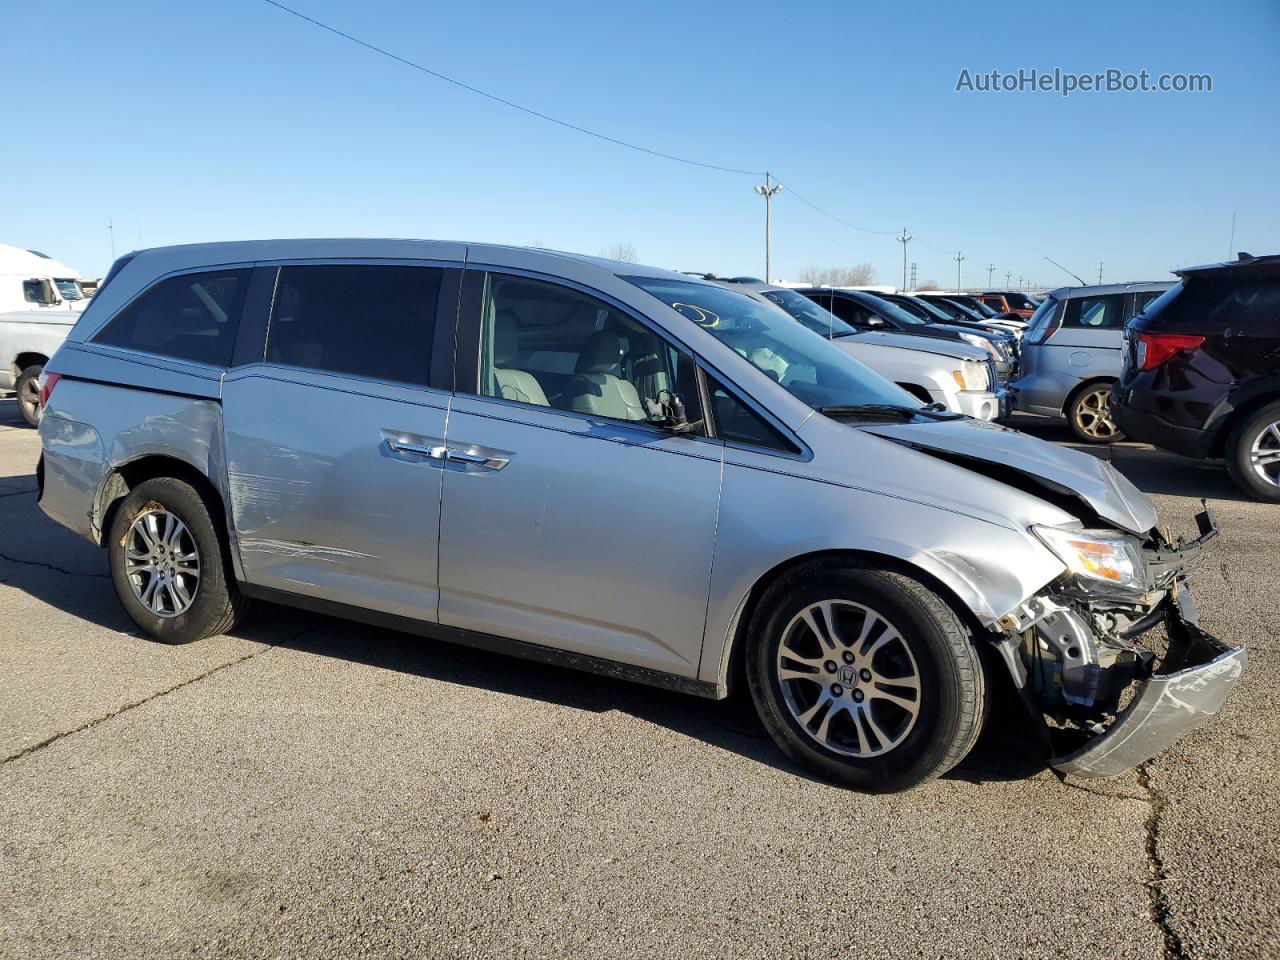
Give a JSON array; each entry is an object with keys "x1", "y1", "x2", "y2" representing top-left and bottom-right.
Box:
[
  {"x1": 1005, "y1": 270, "x2": 1012, "y2": 288},
  {"x1": 897, "y1": 228, "x2": 912, "y2": 292},
  {"x1": 108, "y1": 219, "x2": 116, "y2": 260},
  {"x1": 754, "y1": 172, "x2": 782, "y2": 283},
  {"x1": 1018, "y1": 275, "x2": 1024, "y2": 291},
  {"x1": 953, "y1": 251, "x2": 965, "y2": 293},
  {"x1": 1097, "y1": 261, "x2": 1104, "y2": 284},
  {"x1": 1228, "y1": 212, "x2": 1236, "y2": 259},
  {"x1": 909, "y1": 262, "x2": 918, "y2": 291},
  {"x1": 986, "y1": 263, "x2": 995, "y2": 287}
]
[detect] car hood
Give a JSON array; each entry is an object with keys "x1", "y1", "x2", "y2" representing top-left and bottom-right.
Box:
[
  {"x1": 846, "y1": 330, "x2": 989, "y2": 362},
  {"x1": 860, "y1": 417, "x2": 1158, "y2": 535}
]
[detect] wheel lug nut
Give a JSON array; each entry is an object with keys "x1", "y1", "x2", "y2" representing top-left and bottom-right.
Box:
[
  {"x1": 831, "y1": 684, "x2": 844, "y2": 697},
  {"x1": 842, "y1": 651, "x2": 854, "y2": 664},
  {"x1": 860, "y1": 669, "x2": 872, "y2": 682},
  {"x1": 852, "y1": 689, "x2": 864, "y2": 703},
  {"x1": 824, "y1": 661, "x2": 837, "y2": 673}
]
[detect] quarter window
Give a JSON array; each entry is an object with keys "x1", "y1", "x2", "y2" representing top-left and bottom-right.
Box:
[
  {"x1": 266, "y1": 265, "x2": 441, "y2": 385},
  {"x1": 93, "y1": 269, "x2": 250, "y2": 366},
  {"x1": 1062, "y1": 294, "x2": 1125, "y2": 329},
  {"x1": 478, "y1": 273, "x2": 701, "y2": 428},
  {"x1": 707, "y1": 376, "x2": 796, "y2": 452}
]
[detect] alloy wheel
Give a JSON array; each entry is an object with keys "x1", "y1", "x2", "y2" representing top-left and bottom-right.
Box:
[
  {"x1": 124, "y1": 508, "x2": 201, "y2": 618},
  {"x1": 1249, "y1": 421, "x2": 1280, "y2": 489},
  {"x1": 775, "y1": 600, "x2": 922, "y2": 758},
  {"x1": 18, "y1": 377, "x2": 39, "y2": 422},
  {"x1": 1074, "y1": 386, "x2": 1120, "y2": 441}
]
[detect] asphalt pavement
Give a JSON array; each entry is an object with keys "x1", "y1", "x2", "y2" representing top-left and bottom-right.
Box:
[{"x1": 1, "y1": 399, "x2": 1275, "y2": 959}]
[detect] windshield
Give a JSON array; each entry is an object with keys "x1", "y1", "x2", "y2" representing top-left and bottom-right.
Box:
[
  {"x1": 862, "y1": 294, "x2": 929, "y2": 326},
  {"x1": 626, "y1": 277, "x2": 919, "y2": 411},
  {"x1": 758, "y1": 287, "x2": 860, "y2": 338},
  {"x1": 893, "y1": 295, "x2": 951, "y2": 324},
  {"x1": 53, "y1": 279, "x2": 84, "y2": 301}
]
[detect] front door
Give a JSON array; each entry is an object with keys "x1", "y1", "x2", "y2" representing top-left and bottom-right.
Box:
[
  {"x1": 221, "y1": 262, "x2": 454, "y2": 621},
  {"x1": 437, "y1": 271, "x2": 722, "y2": 676}
]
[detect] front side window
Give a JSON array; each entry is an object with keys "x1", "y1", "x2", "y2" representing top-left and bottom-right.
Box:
[
  {"x1": 266, "y1": 265, "x2": 441, "y2": 385},
  {"x1": 478, "y1": 274, "x2": 701, "y2": 427},
  {"x1": 1062, "y1": 294, "x2": 1125, "y2": 329},
  {"x1": 707, "y1": 376, "x2": 796, "y2": 452},
  {"x1": 22, "y1": 279, "x2": 54, "y2": 304},
  {"x1": 93, "y1": 269, "x2": 250, "y2": 366},
  {"x1": 627, "y1": 277, "x2": 918, "y2": 411}
]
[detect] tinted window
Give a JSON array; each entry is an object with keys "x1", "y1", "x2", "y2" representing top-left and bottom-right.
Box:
[
  {"x1": 1004, "y1": 293, "x2": 1036, "y2": 310},
  {"x1": 93, "y1": 269, "x2": 249, "y2": 366},
  {"x1": 1146, "y1": 276, "x2": 1280, "y2": 330},
  {"x1": 828, "y1": 295, "x2": 875, "y2": 327},
  {"x1": 627, "y1": 277, "x2": 918, "y2": 411},
  {"x1": 479, "y1": 273, "x2": 701, "y2": 427},
  {"x1": 759, "y1": 288, "x2": 858, "y2": 338},
  {"x1": 1062, "y1": 294, "x2": 1126, "y2": 329},
  {"x1": 22, "y1": 280, "x2": 53, "y2": 305},
  {"x1": 707, "y1": 376, "x2": 795, "y2": 452},
  {"x1": 267, "y1": 265, "x2": 441, "y2": 385}
]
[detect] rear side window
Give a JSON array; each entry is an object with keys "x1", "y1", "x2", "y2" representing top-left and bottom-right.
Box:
[
  {"x1": 266, "y1": 265, "x2": 442, "y2": 385},
  {"x1": 93, "y1": 269, "x2": 250, "y2": 366},
  {"x1": 1062, "y1": 294, "x2": 1126, "y2": 329},
  {"x1": 1147, "y1": 276, "x2": 1280, "y2": 330}
]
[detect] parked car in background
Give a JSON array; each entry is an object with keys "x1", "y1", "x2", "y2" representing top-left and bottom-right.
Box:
[
  {"x1": 36, "y1": 239, "x2": 1242, "y2": 792},
  {"x1": 795, "y1": 287, "x2": 1017, "y2": 381},
  {"x1": 978, "y1": 291, "x2": 1039, "y2": 319},
  {"x1": 914, "y1": 294, "x2": 1026, "y2": 335},
  {"x1": 945, "y1": 294, "x2": 1022, "y2": 323},
  {"x1": 705, "y1": 277, "x2": 1006, "y2": 420},
  {"x1": 0, "y1": 243, "x2": 94, "y2": 425},
  {"x1": 1113, "y1": 253, "x2": 1280, "y2": 501},
  {"x1": 1010, "y1": 281, "x2": 1174, "y2": 442}
]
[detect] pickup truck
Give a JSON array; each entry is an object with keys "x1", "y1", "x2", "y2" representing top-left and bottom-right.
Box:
[{"x1": 1, "y1": 311, "x2": 77, "y2": 426}]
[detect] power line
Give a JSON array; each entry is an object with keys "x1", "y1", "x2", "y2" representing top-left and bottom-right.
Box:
[
  {"x1": 771, "y1": 181, "x2": 898, "y2": 236},
  {"x1": 259, "y1": 0, "x2": 763, "y2": 177}
]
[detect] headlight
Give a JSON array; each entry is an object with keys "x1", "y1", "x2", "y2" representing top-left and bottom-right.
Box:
[
  {"x1": 1032, "y1": 525, "x2": 1147, "y2": 592},
  {"x1": 959, "y1": 332, "x2": 1000, "y2": 359},
  {"x1": 951, "y1": 360, "x2": 989, "y2": 391}
]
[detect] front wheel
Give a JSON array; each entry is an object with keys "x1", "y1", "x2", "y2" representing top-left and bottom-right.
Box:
[
  {"x1": 107, "y1": 477, "x2": 249, "y2": 644},
  {"x1": 1067, "y1": 382, "x2": 1125, "y2": 443},
  {"x1": 746, "y1": 561, "x2": 986, "y2": 793},
  {"x1": 1225, "y1": 401, "x2": 1280, "y2": 502},
  {"x1": 15, "y1": 364, "x2": 43, "y2": 427}
]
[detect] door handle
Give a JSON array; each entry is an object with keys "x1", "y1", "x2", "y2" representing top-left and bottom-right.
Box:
[
  {"x1": 446, "y1": 448, "x2": 509, "y2": 470},
  {"x1": 387, "y1": 439, "x2": 447, "y2": 460}
]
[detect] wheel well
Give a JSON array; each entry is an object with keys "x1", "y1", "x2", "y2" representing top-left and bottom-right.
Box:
[
  {"x1": 99, "y1": 456, "x2": 227, "y2": 547},
  {"x1": 1061, "y1": 376, "x2": 1115, "y2": 418},
  {"x1": 720, "y1": 548, "x2": 988, "y2": 698},
  {"x1": 14, "y1": 353, "x2": 49, "y2": 376},
  {"x1": 895, "y1": 382, "x2": 933, "y2": 404},
  {"x1": 1208, "y1": 391, "x2": 1280, "y2": 458}
]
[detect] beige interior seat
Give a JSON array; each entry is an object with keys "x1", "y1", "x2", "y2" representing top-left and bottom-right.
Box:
[
  {"x1": 564, "y1": 331, "x2": 647, "y2": 421},
  {"x1": 492, "y1": 310, "x2": 549, "y2": 406}
]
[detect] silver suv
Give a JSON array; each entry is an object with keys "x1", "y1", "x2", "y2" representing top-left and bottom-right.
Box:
[{"x1": 37, "y1": 240, "x2": 1242, "y2": 792}]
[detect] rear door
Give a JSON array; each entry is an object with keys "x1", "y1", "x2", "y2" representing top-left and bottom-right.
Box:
[
  {"x1": 221, "y1": 260, "x2": 458, "y2": 621},
  {"x1": 436, "y1": 269, "x2": 722, "y2": 677}
]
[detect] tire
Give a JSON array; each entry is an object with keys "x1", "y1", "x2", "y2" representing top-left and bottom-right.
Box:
[
  {"x1": 1225, "y1": 400, "x2": 1280, "y2": 502},
  {"x1": 745, "y1": 560, "x2": 986, "y2": 793},
  {"x1": 107, "y1": 477, "x2": 249, "y2": 644},
  {"x1": 1067, "y1": 381, "x2": 1125, "y2": 444},
  {"x1": 15, "y1": 364, "x2": 43, "y2": 428}
]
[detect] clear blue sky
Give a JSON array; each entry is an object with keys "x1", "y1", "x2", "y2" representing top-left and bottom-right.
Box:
[{"x1": 4, "y1": 0, "x2": 1277, "y2": 288}]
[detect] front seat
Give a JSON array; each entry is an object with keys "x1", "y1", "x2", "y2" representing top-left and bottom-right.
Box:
[
  {"x1": 564, "y1": 331, "x2": 648, "y2": 421},
  {"x1": 492, "y1": 310, "x2": 549, "y2": 406}
]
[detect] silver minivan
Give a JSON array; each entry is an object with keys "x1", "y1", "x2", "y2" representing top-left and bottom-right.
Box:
[
  {"x1": 36, "y1": 241, "x2": 1241, "y2": 792},
  {"x1": 1011, "y1": 282, "x2": 1174, "y2": 442}
]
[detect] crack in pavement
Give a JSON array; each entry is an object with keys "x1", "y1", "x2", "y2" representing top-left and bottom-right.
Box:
[
  {"x1": 1137, "y1": 761, "x2": 1190, "y2": 960},
  {"x1": 1, "y1": 622, "x2": 323, "y2": 767},
  {"x1": 0, "y1": 549, "x2": 110, "y2": 580}
]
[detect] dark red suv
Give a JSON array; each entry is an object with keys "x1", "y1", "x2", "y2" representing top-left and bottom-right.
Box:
[{"x1": 1111, "y1": 253, "x2": 1280, "y2": 500}]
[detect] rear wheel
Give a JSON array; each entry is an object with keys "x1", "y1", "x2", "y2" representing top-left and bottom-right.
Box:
[
  {"x1": 15, "y1": 364, "x2": 43, "y2": 427},
  {"x1": 107, "y1": 477, "x2": 249, "y2": 643},
  {"x1": 745, "y1": 561, "x2": 986, "y2": 793},
  {"x1": 1225, "y1": 401, "x2": 1280, "y2": 502},
  {"x1": 1067, "y1": 381, "x2": 1124, "y2": 443}
]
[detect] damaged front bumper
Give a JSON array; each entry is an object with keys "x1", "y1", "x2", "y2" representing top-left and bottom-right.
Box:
[
  {"x1": 1050, "y1": 583, "x2": 1245, "y2": 777},
  {"x1": 995, "y1": 505, "x2": 1245, "y2": 778}
]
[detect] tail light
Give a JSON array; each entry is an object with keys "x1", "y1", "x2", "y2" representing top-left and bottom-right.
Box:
[
  {"x1": 1135, "y1": 333, "x2": 1204, "y2": 371},
  {"x1": 37, "y1": 371, "x2": 61, "y2": 409}
]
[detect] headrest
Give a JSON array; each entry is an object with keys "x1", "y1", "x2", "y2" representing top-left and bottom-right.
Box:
[
  {"x1": 575, "y1": 331, "x2": 622, "y2": 374},
  {"x1": 493, "y1": 309, "x2": 519, "y2": 365}
]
